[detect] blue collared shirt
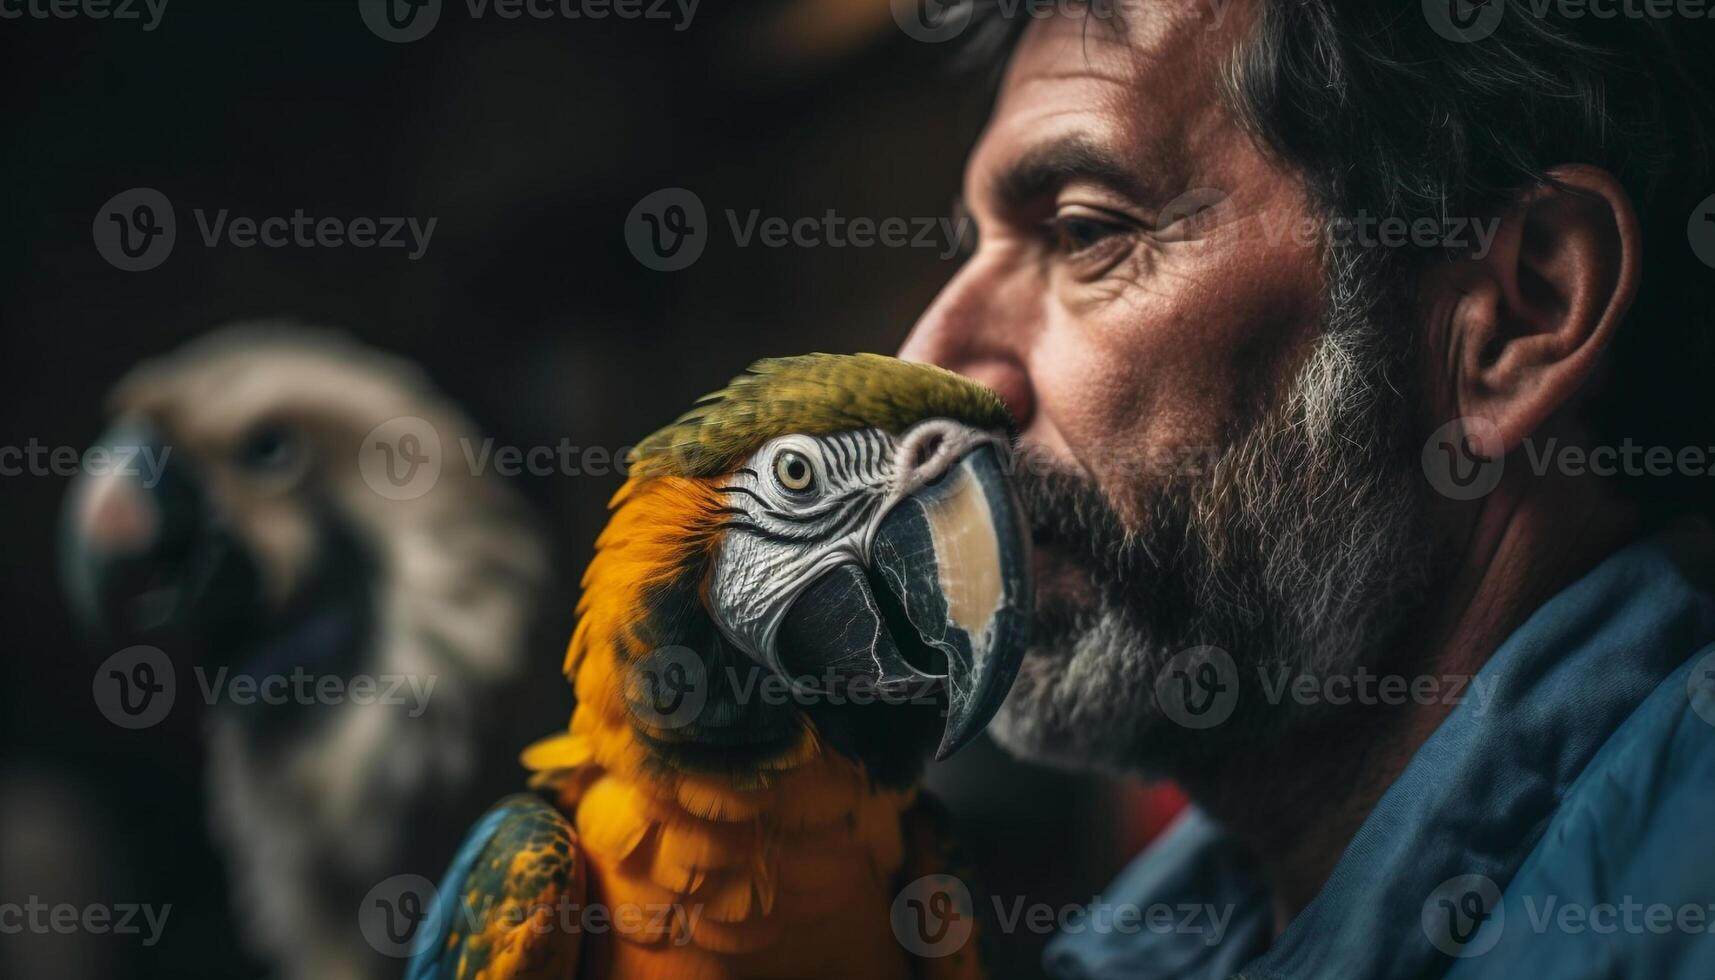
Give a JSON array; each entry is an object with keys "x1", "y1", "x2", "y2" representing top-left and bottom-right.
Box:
[{"x1": 1046, "y1": 518, "x2": 1715, "y2": 980}]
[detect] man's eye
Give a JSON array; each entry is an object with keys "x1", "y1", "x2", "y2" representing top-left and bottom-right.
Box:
[
  {"x1": 236, "y1": 424, "x2": 301, "y2": 475},
  {"x1": 1047, "y1": 212, "x2": 1129, "y2": 256}
]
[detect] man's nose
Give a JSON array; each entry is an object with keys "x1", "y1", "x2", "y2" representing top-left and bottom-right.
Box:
[{"x1": 898, "y1": 266, "x2": 1036, "y2": 430}]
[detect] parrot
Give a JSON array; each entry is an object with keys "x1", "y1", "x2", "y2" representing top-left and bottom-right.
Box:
[
  {"x1": 409, "y1": 353, "x2": 1033, "y2": 980},
  {"x1": 58, "y1": 323, "x2": 558, "y2": 980}
]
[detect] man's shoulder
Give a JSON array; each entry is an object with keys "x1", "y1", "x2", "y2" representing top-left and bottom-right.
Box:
[
  {"x1": 1446, "y1": 646, "x2": 1715, "y2": 978},
  {"x1": 1550, "y1": 641, "x2": 1715, "y2": 846}
]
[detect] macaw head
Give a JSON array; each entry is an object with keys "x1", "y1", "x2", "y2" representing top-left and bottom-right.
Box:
[
  {"x1": 584, "y1": 354, "x2": 1031, "y2": 784},
  {"x1": 58, "y1": 324, "x2": 545, "y2": 714}
]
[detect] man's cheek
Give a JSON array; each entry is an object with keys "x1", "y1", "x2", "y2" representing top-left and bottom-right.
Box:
[{"x1": 1056, "y1": 264, "x2": 1149, "y2": 318}]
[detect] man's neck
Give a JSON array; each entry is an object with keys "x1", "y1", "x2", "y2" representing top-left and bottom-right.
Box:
[{"x1": 1188, "y1": 475, "x2": 1642, "y2": 934}]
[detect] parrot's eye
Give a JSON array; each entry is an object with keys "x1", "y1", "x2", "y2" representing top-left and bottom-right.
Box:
[
  {"x1": 235, "y1": 424, "x2": 302, "y2": 477},
  {"x1": 773, "y1": 450, "x2": 816, "y2": 494}
]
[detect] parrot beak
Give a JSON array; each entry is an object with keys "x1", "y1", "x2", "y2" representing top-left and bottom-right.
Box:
[
  {"x1": 776, "y1": 432, "x2": 1032, "y2": 761},
  {"x1": 60, "y1": 420, "x2": 259, "y2": 641}
]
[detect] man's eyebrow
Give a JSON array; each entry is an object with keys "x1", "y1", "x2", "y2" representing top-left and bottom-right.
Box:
[{"x1": 991, "y1": 138, "x2": 1148, "y2": 211}]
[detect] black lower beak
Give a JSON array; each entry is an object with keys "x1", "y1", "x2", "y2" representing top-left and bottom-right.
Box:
[
  {"x1": 60, "y1": 421, "x2": 257, "y2": 639},
  {"x1": 776, "y1": 443, "x2": 1031, "y2": 761}
]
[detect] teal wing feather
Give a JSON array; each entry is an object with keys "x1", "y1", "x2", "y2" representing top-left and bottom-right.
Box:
[{"x1": 407, "y1": 793, "x2": 586, "y2": 980}]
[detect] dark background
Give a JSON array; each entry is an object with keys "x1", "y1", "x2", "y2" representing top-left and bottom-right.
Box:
[{"x1": 0, "y1": 2, "x2": 1143, "y2": 976}]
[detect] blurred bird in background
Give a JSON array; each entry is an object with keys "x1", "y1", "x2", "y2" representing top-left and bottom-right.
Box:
[{"x1": 59, "y1": 324, "x2": 559, "y2": 979}]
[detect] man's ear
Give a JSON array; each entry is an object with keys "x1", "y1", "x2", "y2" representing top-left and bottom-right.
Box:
[{"x1": 1435, "y1": 165, "x2": 1641, "y2": 459}]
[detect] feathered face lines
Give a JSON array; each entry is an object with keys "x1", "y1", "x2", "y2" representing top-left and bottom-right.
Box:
[
  {"x1": 700, "y1": 415, "x2": 1032, "y2": 762},
  {"x1": 707, "y1": 421, "x2": 1019, "y2": 673},
  {"x1": 703, "y1": 430, "x2": 897, "y2": 673},
  {"x1": 716, "y1": 430, "x2": 896, "y2": 545}
]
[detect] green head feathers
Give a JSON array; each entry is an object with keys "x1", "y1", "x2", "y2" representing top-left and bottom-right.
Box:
[{"x1": 628, "y1": 353, "x2": 1013, "y2": 479}]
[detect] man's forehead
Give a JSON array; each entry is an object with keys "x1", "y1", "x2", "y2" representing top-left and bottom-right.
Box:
[
  {"x1": 976, "y1": 2, "x2": 1252, "y2": 197},
  {"x1": 1017, "y1": 0, "x2": 1235, "y2": 56}
]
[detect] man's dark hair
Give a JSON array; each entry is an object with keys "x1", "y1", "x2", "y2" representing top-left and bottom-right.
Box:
[{"x1": 970, "y1": 0, "x2": 1715, "y2": 513}]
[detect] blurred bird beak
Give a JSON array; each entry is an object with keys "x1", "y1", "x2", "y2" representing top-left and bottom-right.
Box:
[
  {"x1": 777, "y1": 432, "x2": 1032, "y2": 761},
  {"x1": 60, "y1": 420, "x2": 257, "y2": 639}
]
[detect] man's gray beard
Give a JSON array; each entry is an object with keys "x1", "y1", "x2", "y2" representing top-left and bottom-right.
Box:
[{"x1": 991, "y1": 252, "x2": 1440, "y2": 779}]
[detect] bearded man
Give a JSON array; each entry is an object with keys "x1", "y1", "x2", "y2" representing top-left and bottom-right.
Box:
[{"x1": 901, "y1": 2, "x2": 1715, "y2": 976}]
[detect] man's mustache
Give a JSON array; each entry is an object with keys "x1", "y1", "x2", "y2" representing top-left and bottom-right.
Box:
[
  {"x1": 1014, "y1": 460, "x2": 1175, "y2": 553},
  {"x1": 1013, "y1": 465, "x2": 1116, "y2": 547},
  {"x1": 1011, "y1": 463, "x2": 1171, "y2": 599}
]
